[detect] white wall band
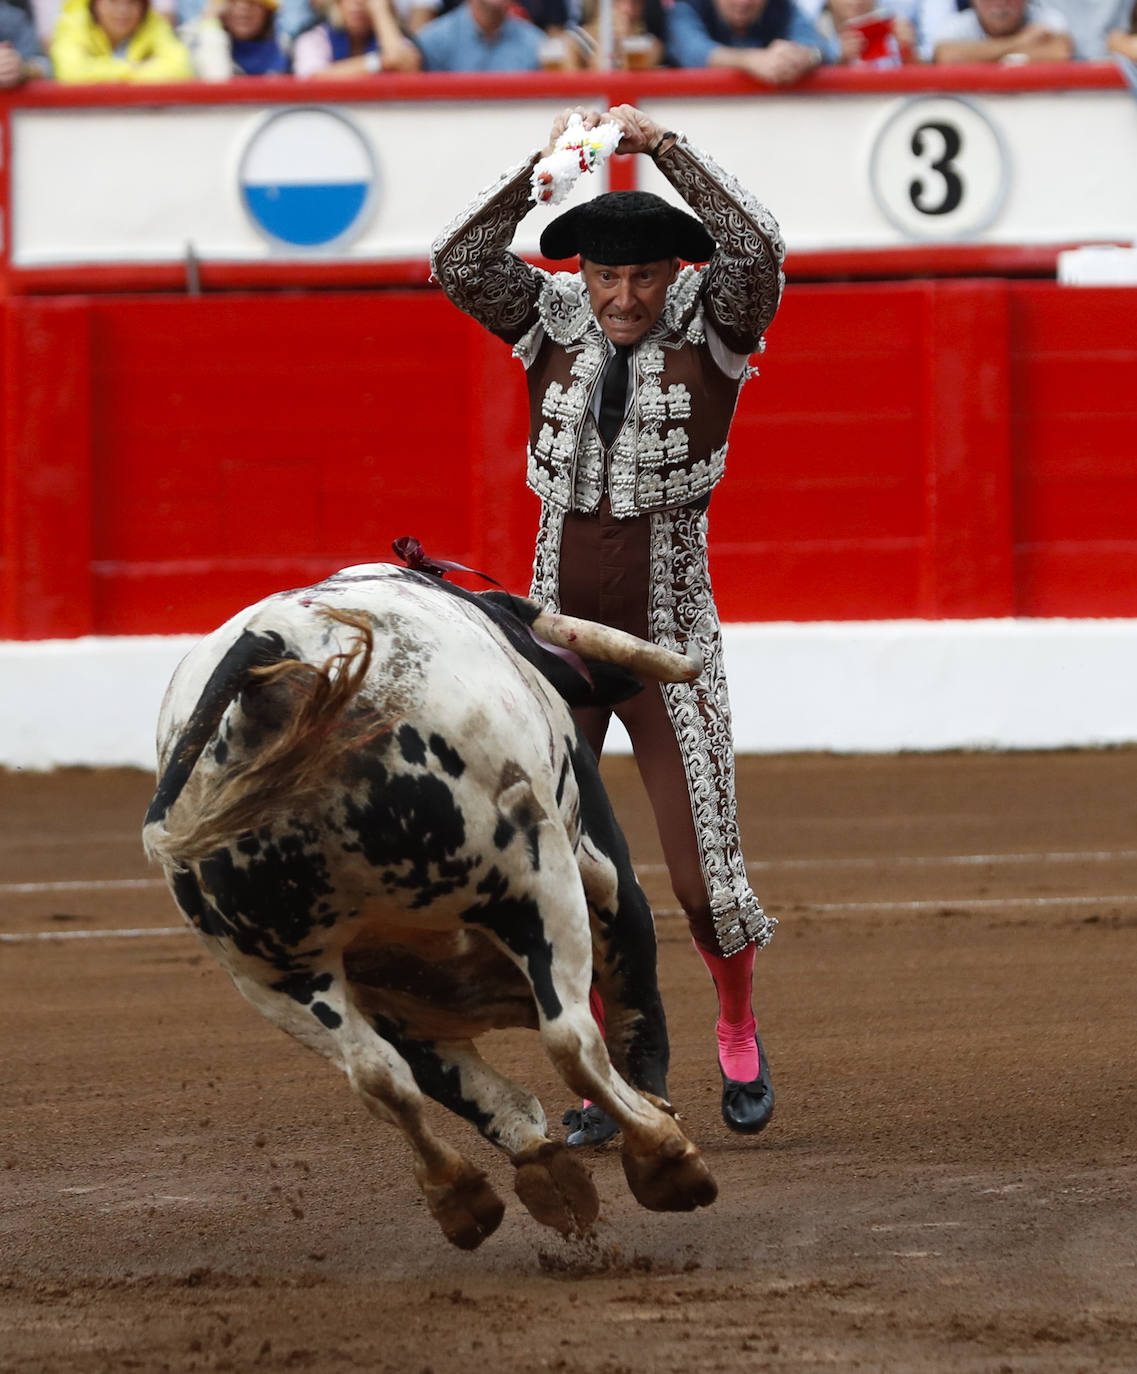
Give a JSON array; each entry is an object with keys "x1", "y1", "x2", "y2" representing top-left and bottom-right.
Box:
[{"x1": 4, "y1": 619, "x2": 1137, "y2": 770}]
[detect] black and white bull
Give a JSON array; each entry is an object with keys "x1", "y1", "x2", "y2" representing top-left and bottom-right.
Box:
[{"x1": 143, "y1": 562, "x2": 717, "y2": 1249}]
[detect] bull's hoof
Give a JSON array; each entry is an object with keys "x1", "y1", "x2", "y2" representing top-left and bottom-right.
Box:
[
  {"x1": 563, "y1": 1104, "x2": 619, "y2": 1148},
  {"x1": 621, "y1": 1134, "x2": 718, "y2": 1213},
  {"x1": 512, "y1": 1141, "x2": 600, "y2": 1236},
  {"x1": 422, "y1": 1164, "x2": 506, "y2": 1250}
]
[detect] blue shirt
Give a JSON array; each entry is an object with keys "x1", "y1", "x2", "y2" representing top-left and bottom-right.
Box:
[
  {"x1": 232, "y1": 32, "x2": 290, "y2": 73},
  {"x1": 415, "y1": 3, "x2": 544, "y2": 72},
  {"x1": 667, "y1": 0, "x2": 825, "y2": 67},
  {"x1": 0, "y1": 0, "x2": 50, "y2": 70},
  {"x1": 327, "y1": 22, "x2": 378, "y2": 60}
]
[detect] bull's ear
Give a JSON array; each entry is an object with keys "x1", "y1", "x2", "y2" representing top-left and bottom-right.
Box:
[
  {"x1": 478, "y1": 590, "x2": 543, "y2": 626},
  {"x1": 581, "y1": 661, "x2": 644, "y2": 709}
]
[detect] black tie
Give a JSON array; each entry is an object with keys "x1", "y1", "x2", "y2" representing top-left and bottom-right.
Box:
[{"x1": 597, "y1": 345, "x2": 631, "y2": 449}]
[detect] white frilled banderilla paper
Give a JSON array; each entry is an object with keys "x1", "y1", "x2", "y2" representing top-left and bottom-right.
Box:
[{"x1": 531, "y1": 116, "x2": 623, "y2": 207}]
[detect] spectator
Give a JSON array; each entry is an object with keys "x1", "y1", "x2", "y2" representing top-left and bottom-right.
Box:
[
  {"x1": 572, "y1": 0, "x2": 668, "y2": 67},
  {"x1": 182, "y1": 0, "x2": 289, "y2": 72},
  {"x1": 1107, "y1": 0, "x2": 1137, "y2": 56},
  {"x1": 828, "y1": 2, "x2": 976, "y2": 60},
  {"x1": 814, "y1": 0, "x2": 918, "y2": 63},
  {"x1": 411, "y1": 0, "x2": 545, "y2": 70},
  {"x1": 1049, "y1": 0, "x2": 1133, "y2": 58},
  {"x1": 178, "y1": 0, "x2": 315, "y2": 41},
  {"x1": 666, "y1": 0, "x2": 826, "y2": 84},
  {"x1": 0, "y1": 0, "x2": 52, "y2": 81},
  {"x1": 50, "y1": 0, "x2": 194, "y2": 79},
  {"x1": 430, "y1": 0, "x2": 575, "y2": 61},
  {"x1": 433, "y1": 0, "x2": 578, "y2": 32},
  {"x1": 10, "y1": 0, "x2": 63, "y2": 48},
  {"x1": 912, "y1": 0, "x2": 970, "y2": 56},
  {"x1": 797, "y1": 0, "x2": 963, "y2": 58},
  {"x1": 291, "y1": 0, "x2": 417, "y2": 73},
  {"x1": 932, "y1": 0, "x2": 1073, "y2": 61}
]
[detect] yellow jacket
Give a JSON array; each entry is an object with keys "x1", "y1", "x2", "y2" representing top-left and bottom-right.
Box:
[{"x1": 51, "y1": 0, "x2": 194, "y2": 82}]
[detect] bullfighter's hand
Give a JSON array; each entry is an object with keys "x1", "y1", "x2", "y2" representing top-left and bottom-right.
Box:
[
  {"x1": 542, "y1": 107, "x2": 609, "y2": 156},
  {"x1": 603, "y1": 104, "x2": 667, "y2": 156}
]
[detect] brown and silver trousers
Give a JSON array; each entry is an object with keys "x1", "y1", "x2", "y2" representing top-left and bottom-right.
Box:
[{"x1": 530, "y1": 496, "x2": 775, "y2": 957}]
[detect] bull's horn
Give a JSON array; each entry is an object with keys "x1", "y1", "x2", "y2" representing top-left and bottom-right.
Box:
[{"x1": 531, "y1": 612, "x2": 701, "y2": 684}]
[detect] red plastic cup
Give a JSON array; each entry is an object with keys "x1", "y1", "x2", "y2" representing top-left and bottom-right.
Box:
[{"x1": 845, "y1": 9, "x2": 896, "y2": 62}]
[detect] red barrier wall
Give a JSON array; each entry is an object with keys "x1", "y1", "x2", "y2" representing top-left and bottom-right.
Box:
[{"x1": 2, "y1": 279, "x2": 1136, "y2": 639}]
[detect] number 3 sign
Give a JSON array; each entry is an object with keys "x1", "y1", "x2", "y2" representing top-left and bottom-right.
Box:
[{"x1": 869, "y1": 96, "x2": 1008, "y2": 240}]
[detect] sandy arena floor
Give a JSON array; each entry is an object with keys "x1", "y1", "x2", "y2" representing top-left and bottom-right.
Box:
[{"x1": 1, "y1": 751, "x2": 1135, "y2": 1373}]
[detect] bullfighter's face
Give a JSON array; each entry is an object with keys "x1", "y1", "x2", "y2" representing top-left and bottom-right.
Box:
[{"x1": 580, "y1": 259, "x2": 680, "y2": 345}]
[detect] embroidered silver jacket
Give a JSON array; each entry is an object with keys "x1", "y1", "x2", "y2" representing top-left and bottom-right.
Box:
[{"x1": 431, "y1": 136, "x2": 786, "y2": 518}]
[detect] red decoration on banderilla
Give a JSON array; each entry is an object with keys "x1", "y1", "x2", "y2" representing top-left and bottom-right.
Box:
[{"x1": 392, "y1": 536, "x2": 502, "y2": 587}]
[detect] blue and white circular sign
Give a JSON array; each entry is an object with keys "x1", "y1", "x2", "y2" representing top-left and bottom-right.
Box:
[{"x1": 239, "y1": 107, "x2": 379, "y2": 251}]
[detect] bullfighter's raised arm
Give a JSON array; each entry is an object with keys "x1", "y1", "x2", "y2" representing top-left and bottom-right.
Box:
[
  {"x1": 430, "y1": 152, "x2": 546, "y2": 346},
  {"x1": 648, "y1": 129, "x2": 786, "y2": 356}
]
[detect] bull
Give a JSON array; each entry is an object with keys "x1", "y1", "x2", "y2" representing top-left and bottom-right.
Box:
[{"x1": 143, "y1": 561, "x2": 717, "y2": 1250}]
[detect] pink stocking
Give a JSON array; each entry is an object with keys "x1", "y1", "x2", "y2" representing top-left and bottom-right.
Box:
[{"x1": 695, "y1": 941, "x2": 760, "y2": 1081}]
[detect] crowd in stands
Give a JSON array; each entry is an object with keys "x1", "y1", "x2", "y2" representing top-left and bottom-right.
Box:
[{"x1": 1, "y1": 0, "x2": 1135, "y2": 87}]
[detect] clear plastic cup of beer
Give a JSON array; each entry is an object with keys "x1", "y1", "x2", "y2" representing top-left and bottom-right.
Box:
[
  {"x1": 539, "y1": 35, "x2": 571, "y2": 70},
  {"x1": 620, "y1": 33, "x2": 654, "y2": 68}
]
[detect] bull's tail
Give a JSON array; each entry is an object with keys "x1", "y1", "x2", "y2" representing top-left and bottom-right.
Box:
[{"x1": 143, "y1": 608, "x2": 378, "y2": 870}]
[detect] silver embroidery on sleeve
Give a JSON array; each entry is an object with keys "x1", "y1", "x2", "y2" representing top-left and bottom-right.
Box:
[
  {"x1": 430, "y1": 153, "x2": 546, "y2": 338},
  {"x1": 655, "y1": 136, "x2": 785, "y2": 354},
  {"x1": 649, "y1": 505, "x2": 776, "y2": 956}
]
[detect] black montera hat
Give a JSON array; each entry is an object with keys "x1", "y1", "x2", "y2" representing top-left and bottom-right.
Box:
[{"x1": 539, "y1": 191, "x2": 716, "y2": 265}]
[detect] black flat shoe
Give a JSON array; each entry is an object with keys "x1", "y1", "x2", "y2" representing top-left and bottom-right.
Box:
[
  {"x1": 562, "y1": 1104, "x2": 620, "y2": 1147},
  {"x1": 719, "y1": 1034, "x2": 775, "y2": 1135}
]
